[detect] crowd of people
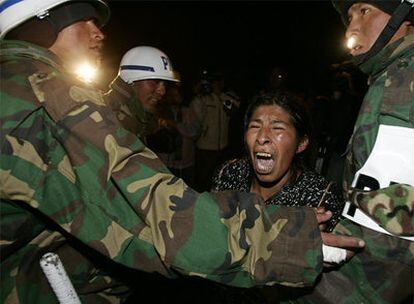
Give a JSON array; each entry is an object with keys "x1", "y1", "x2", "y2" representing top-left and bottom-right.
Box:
[{"x1": 1, "y1": 0, "x2": 413, "y2": 303}]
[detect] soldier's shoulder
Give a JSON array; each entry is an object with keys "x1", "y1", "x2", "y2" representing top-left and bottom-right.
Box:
[{"x1": 1, "y1": 53, "x2": 54, "y2": 93}]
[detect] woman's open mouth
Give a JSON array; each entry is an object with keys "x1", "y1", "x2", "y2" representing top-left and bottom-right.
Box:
[{"x1": 254, "y1": 152, "x2": 274, "y2": 174}]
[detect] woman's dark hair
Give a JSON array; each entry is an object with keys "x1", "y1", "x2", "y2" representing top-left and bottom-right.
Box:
[{"x1": 244, "y1": 92, "x2": 312, "y2": 172}]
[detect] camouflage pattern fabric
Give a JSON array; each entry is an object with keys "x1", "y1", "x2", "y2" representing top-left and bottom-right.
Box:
[
  {"x1": 104, "y1": 76, "x2": 158, "y2": 144},
  {"x1": 0, "y1": 40, "x2": 324, "y2": 303},
  {"x1": 279, "y1": 218, "x2": 414, "y2": 304},
  {"x1": 279, "y1": 33, "x2": 414, "y2": 304},
  {"x1": 343, "y1": 34, "x2": 414, "y2": 233}
]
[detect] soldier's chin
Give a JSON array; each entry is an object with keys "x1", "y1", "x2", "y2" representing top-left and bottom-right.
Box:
[
  {"x1": 350, "y1": 46, "x2": 369, "y2": 57},
  {"x1": 90, "y1": 47, "x2": 102, "y2": 58},
  {"x1": 145, "y1": 104, "x2": 158, "y2": 114}
]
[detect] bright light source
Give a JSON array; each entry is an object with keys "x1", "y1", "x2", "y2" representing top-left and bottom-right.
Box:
[
  {"x1": 75, "y1": 63, "x2": 97, "y2": 83},
  {"x1": 346, "y1": 36, "x2": 356, "y2": 49}
]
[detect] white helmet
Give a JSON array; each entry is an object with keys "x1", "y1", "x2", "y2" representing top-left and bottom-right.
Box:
[
  {"x1": 0, "y1": 0, "x2": 109, "y2": 39},
  {"x1": 119, "y1": 46, "x2": 179, "y2": 84}
]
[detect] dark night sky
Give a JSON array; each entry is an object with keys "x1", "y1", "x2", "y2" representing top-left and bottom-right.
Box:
[{"x1": 101, "y1": 1, "x2": 354, "y2": 99}]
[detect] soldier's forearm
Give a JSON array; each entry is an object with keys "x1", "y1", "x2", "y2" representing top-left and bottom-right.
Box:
[{"x1": 2, "y1": 98, "x2": 324, "y2": 288}]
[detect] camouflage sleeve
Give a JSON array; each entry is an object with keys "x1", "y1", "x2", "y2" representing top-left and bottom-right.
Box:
[
  {"x1": 1, "y1": 70, "x2": 323, "y2": 288},
  {"x1": 267, "y1": 185, "x2": 414, "y2": 303},
  {"x1": 284, "y1": 217, "x2": 414, "y2": 304},
  {"x1": 104, "y1": 91, "x2": 141, "y2": 136},
  {"x1": 350, "y1": 184, "x2": 414, "y2": 236}
]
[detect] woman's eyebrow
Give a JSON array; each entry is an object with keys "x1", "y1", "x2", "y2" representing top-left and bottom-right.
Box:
[
  {"x1": 249, "y1": 118, "x2": 262, "y2": 123},
  {"x1": 270, "y1": 119, "x2": 288, "y2": 125}
]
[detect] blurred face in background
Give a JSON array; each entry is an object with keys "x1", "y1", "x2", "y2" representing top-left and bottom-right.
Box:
[
  {"x1": 245, "y1": 105, "x2": 308, "y2": 187},
  {"x1": 211, "y1": 78, "x2": 225, "y2": 93},
  {"x1": 132, "y1": 79, "x2": 166, "y2": 113}
]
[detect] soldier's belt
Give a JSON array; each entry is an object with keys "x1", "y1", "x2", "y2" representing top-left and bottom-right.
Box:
[{"x1": 342, "y1": 201, "x2": 414, "y2": 242}]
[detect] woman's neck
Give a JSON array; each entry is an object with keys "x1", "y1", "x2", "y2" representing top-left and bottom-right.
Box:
[{"x1": 250, "y1": 169, "x2": 300, "y2": 201}]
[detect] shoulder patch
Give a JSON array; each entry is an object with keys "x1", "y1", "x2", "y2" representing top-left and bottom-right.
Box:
[{"x1": 28, "y1": 72, "x2": 57, "y2": 103}]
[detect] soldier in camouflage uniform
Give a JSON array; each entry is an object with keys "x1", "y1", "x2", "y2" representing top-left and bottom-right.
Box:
[
  {"x1": 0, "y1": 1, "x2": 364, "y2": 303},
  {"x1": 282, "y1": 1, "x2": 414, "y2": 303},
  {"x1": 105, "y1": 46, "x2": 179, "y2": 144}
]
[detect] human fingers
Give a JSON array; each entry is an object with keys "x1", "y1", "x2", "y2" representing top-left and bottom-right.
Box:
[
  {"x1": 315, "y1": 206, "x2": 326, "y2": 214},
  {"x1": 321, "y1": 232, "x2": 365, "y2": 257},
  {"x1": 315, "y1": 207, "x2": 329, "y2": 231},
  {"x1": 315, "y1": 210, "x2": 332, "y2": 225},
  {"x1": 321, "y1": 233, "x2": 365, "y2": 267}
]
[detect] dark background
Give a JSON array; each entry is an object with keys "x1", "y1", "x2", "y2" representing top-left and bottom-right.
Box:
[{"x1": 100, "y1": 1, "x2": 356, "y2": 100}]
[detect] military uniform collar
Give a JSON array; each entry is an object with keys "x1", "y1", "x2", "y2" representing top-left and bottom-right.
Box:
[
  {"x1": 0, "y1": 39, "x2": 64, "y2": 73},
  {"x1": 108, "y1": 76, "x2": 152, "y2": 124},
  {"x1": 358, "y1": 34, "x2": 414, "y2": 78},
  {"x1": 109, "y1": 76, "x2": 136, "y2": 100}
]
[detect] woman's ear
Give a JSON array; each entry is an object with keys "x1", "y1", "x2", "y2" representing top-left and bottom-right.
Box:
[{"x1": 296, "y1": 136, "x2": 309, "y2": 154}]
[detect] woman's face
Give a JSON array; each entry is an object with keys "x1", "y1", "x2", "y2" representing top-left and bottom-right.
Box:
[{"x1": 245, "y1": 105, "x2": 308, "y2": 185}]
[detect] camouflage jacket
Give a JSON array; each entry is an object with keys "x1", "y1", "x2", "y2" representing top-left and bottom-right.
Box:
[
  {"x1": 275, "y1": 217, "x2": 414, "y2": 304},
  {"x1": 281, "y1": 34, "x2": 414, "y2": 304},
  {"x1": 104, "y1": 76, "x2": 158, "y2": 144},
  {"x1": 344, "y1": 34, "x2": 414, "y2": 236},
  {"x1": 0, "y1": 40, "x2": 324, "y2": 304}
]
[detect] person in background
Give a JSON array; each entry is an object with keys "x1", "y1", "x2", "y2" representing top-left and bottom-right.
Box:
[
  {"x1": 325, "y1": 70, "x2": 361, "y2": 186},
  {"x1": 105, "y1": 46, "x2": 179, "y2": 143},
  {"x1": 190, "y1": 70, "x2": 240, "y2": 191},
  {"x1": 155, "y1": 84, "x2": 200, "y2": 187},
  {"x1": 0, "y1": 0, "x2": 364, "y2": 303}
]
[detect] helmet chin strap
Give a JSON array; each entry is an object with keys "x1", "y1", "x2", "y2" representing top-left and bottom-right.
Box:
[{"x1": 354, "y1": 0, "x2": 414, "y2": 66}]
